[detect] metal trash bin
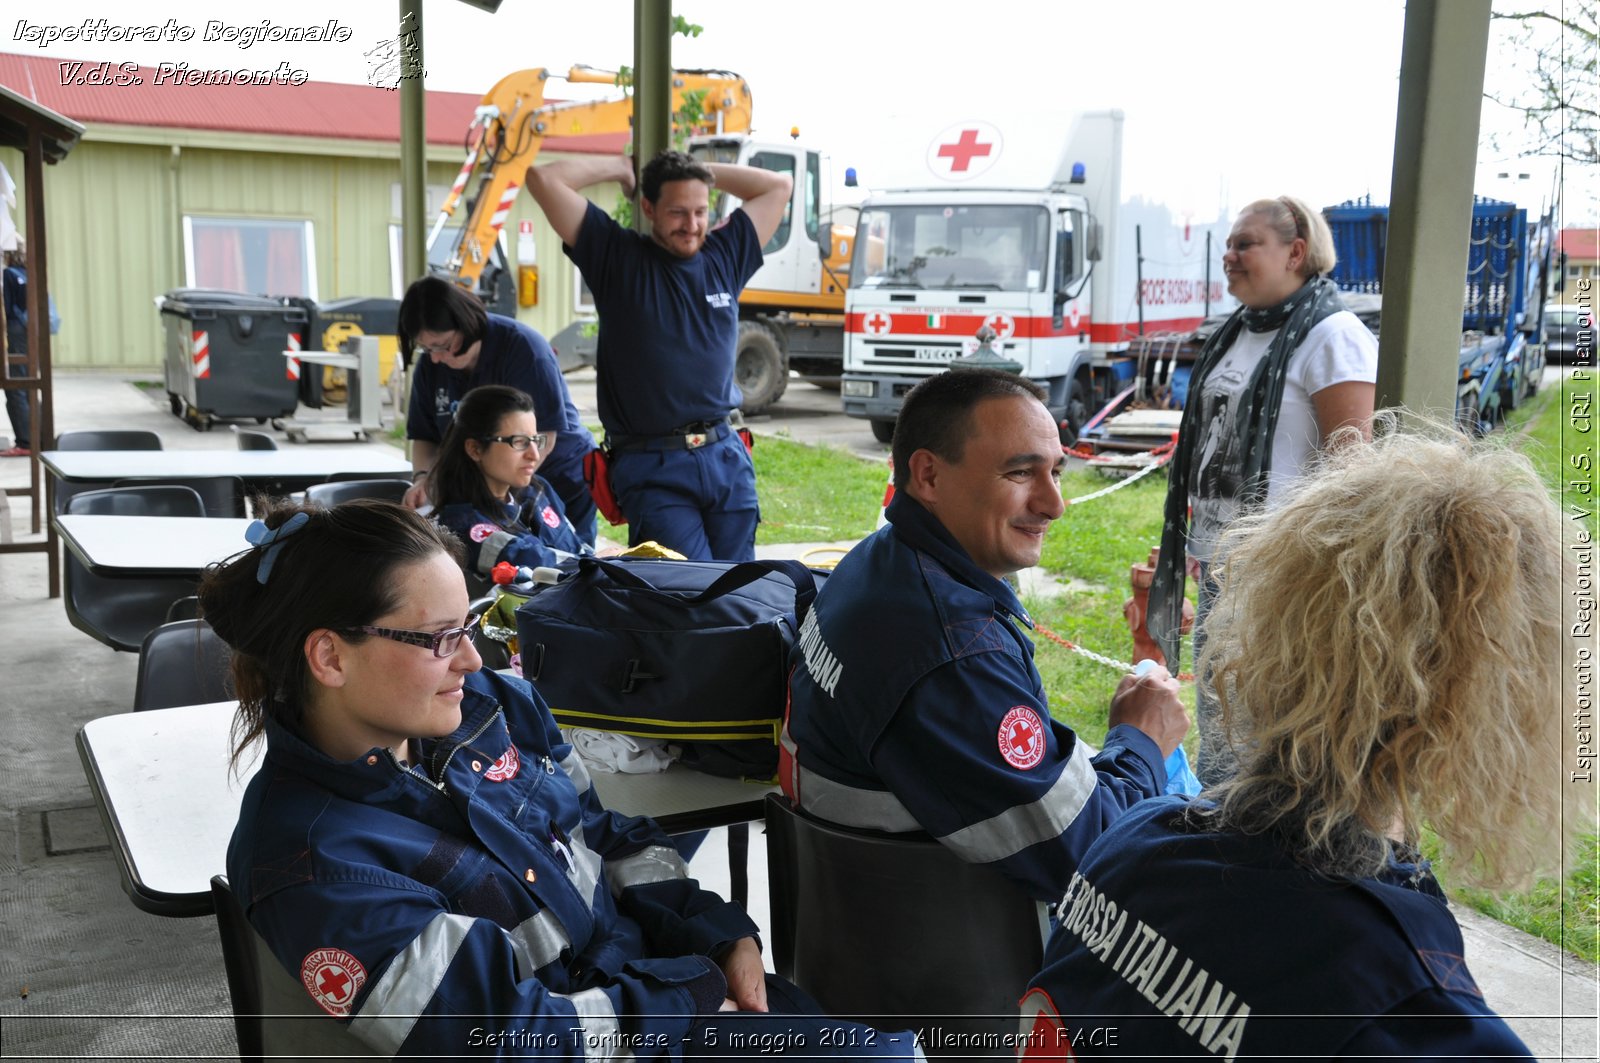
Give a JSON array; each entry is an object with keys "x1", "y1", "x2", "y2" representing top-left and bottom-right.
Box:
[{"x1": 159, "y1": 289, "x2": 308, "y2": 431}]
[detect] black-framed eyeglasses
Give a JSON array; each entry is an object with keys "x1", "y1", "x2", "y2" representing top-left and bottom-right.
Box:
[
  {"x1": 345, "y1": 614, "x2": 481, "y2": 657},
  {"x1": 414, "y1": 333, "x2": 461, "y2": 356},
  {"x1": 482, "y1": 433, "x2": 550, "y2": 453}
]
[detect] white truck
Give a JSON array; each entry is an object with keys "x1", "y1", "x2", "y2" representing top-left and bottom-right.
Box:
[{"x1": 840, "y1": 110, "x2": 1233, "y2": 444}]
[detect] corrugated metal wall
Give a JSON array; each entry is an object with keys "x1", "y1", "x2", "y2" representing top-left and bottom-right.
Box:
[{"x1": 1, "y1": 133, "x2": 594, "y2": 371}]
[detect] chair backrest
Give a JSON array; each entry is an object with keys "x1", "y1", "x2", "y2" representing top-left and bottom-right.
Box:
[
  {"x1": 63, "y1": 486, "x2": 206, "y2": 651},
  {"x1": 303, "y1": 479, "x2": 410, "y2": 508},
  {"x1": 55, "y1": 429, "x2": 163, "y2": 451},
  {"x1": 166, "y1": 595, "x2": 202, "y2": 623},
  {"x1": 764, "y1": 793, "x2": 1047, "y2": 1056},
  {"x1": 233, "y1": 428, "x2": 279, "y2": 451},
  {"x1": 210, "y1": 876, "x2": 370, "y2": 1062},
  {"x1": 64, "y1": 485, "x2": 206, "y2": 518},
  {"x1": 134, "y1": 619, "x2": 233, "y2": 711},
  {"x1": 113, "y1": 475, "x2": 246, "y2": 518},
  {"x1": 52, "y1": 429, "x2": 165, "y2": 513}
]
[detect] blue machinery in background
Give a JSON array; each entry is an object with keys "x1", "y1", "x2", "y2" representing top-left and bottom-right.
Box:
[{"x1": 1326, "y1": 195, "x2": 1556, "y2": 431}]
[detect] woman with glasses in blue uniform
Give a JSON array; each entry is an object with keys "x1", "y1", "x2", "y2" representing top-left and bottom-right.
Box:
[
  {"x1": 198, "y1": 499, "x2": 919, "y2": 1060},
  {"x1": 398, "y1": 276, "x2": 599, "y2": 546},
  {"x1": 429, "y1": 385, "x2": 592, "y2": 588}
]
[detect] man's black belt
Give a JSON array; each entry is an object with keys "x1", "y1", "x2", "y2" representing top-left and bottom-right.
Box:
[{"x1": 608, "y1": 419, "x2": 731, "y2": 452}]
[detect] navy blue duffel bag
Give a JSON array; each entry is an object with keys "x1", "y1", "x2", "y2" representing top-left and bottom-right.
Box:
[{"x1": 514, "y1": 557, "x2": 824, "y2": 781}]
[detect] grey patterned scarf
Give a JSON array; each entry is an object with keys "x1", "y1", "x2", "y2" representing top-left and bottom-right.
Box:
[{"x1": 1148, "y1": 275, "x2": 1346, "y2": 670}]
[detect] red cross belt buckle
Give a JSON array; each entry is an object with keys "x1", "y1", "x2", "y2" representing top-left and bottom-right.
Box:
[{"x1": 684, "y1": 432, "x2": 708, "y2": 448}]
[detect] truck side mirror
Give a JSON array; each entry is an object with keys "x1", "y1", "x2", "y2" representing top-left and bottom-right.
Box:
[{"x1": 1085, "y1": 218, "x2": 1104, "y2": 263}]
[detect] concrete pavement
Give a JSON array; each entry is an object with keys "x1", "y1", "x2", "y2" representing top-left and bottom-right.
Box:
[{"x1": 0, "y1": 371, "x2": 1592, "y2": 1060}]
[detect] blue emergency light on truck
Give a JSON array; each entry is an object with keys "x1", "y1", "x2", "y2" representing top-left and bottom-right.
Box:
[{"x1": 1324, "y1": 195, "x2": 1555, "y2": 431}]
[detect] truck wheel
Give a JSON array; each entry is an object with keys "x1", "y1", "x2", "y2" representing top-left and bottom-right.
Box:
[
  {"x1": 870, "y1": 418, "x2": 895, "y2": 444},
  {"x1": 1059, "y1": 382, "x2": 1089, "y2": 449},
  {"x1": 736, "y1": 321, "x2": 788, "y2": 416}
]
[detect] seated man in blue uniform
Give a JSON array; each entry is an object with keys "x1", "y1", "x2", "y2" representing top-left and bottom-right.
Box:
[
  {"x1": 199, "y1": 498, "x2": 921, "y2": 1059},
  {"x1": 525, "y1": 149, "x2": 792, "y2": 562},
  {"x1": 1020, "y1": 423, "x2": 1578, "y2": 1060},
  {"x1": 782, "y1": 367, "x2": 1190, "y2": 900}
]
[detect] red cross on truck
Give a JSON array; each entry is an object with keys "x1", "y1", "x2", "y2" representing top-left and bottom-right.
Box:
[
  {"x1": 840, "y1": 110, "x2": 1234, "y2": 449},
  {"x1": 936, "y1": 128, "x2": 994, "y2": 173}
]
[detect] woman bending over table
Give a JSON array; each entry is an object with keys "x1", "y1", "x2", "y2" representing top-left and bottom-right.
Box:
[{"x1": 198, "y1": 499, "x2": 917, "y2": 1059}]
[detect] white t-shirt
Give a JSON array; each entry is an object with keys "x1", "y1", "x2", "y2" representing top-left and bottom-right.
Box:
[{"x1": 1187, "y1": 310, "x2": 1377, "y2": 561}]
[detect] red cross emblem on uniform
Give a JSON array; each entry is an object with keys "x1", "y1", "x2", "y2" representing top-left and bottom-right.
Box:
[
  {"x1": 999, "y1": 706, "x2": 1047, "y2": 770},
  {"x1": 301, "y1": 947, "x2": 367, "y2": 1018},
  {"x1": 864, "y1": 311, "x2": 891, "y2": 336},
  {"x1": 541, "y1": 506, "x2": 560, "y2": 529},
  {"x1": 1018, "y1": 987, "x2": 1076, "y2": 1060}
]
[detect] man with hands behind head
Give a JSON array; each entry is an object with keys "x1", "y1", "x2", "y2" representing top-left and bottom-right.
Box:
[
  {"x1": 781, "y1": 367, "x2": 1190, "y2": 900},
  {"x1": 525, "y1": 149, "x2": 791, "y2": 561}
]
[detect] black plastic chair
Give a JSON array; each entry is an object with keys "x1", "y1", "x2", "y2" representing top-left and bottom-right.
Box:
[
  {"x1": 233, "y1": 428, "x2": 279, "y2": 451},
  {"x1": 63, "y1": 486, "x2": 206, "y2": 652},
  {"x1": 165, "y1": 595, "x2": 202, "y2": 622},
  {"x1": 134, "y1": 619, "x2": 233, "y2": 712},
  {"x1": 56, "y1": 429, "x2": 163, "y2": 452},
  {"x1": 764, "y1": 793, "x2": 1047, "y2": 1056},
  {"x1": 303, "y1": 479, "x2": 410, "y2": 508},
  {"x1": 53, "y1": 428, "x2": 164, "y2": 514},
  {"x1": 113, "y1": 475, "x2": 246, "y2": 518},
  {"x1": 211, "y1": 876, "x2": 370, "y2": 1061}
]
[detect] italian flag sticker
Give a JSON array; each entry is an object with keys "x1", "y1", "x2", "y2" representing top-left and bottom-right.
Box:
[{"x1": 926, "y1": 314, "x2": 942, "y2": 329}]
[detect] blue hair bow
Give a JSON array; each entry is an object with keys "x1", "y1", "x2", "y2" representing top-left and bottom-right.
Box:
[{"x1": 244, "y1": 511, "x2": 310, "y2": 585}]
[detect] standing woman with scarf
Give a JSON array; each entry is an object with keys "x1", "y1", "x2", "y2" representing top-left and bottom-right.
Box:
[{"x1": 1148, "y1": 196, "x2": 1376, "y2": 787}]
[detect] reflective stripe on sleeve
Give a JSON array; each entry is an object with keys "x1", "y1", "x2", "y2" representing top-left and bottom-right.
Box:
[
  {"x1": 567, "y1": 825, "x2": 605, "y2": 907},
  {"x1": 560, "y1": 749, "x2": 593, "y2": 796},
  {"x1": 562, "y1": 986, "x2": 630, "y2": 1063},
  {"x1": 508, "y1": 908, "x2": 572, "y2": 980},
  {"x1": 478, "y1": 530, "x2": 517, "y2": 576},
  {"x1": 937, "y1": 742, "x2": 1098, "y2": 864},
  {"x1": 605, "y1": 845, "x2": 688, "y2": 897},
  {"x1": 350, "y1": 911, "x2": 475, "y2": 1054},
  {"x1": 789, "y1": 762, "x2": 922, "y2": 833}
]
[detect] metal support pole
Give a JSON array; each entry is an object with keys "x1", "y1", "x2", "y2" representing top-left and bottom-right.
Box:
[
  {"x1": 632, "y1": 0, "x2": 673, "y2": 232},
  {"x1": 1135, "y1": 224, "x2": 1145, "y2": 336},
  {"x1": 1375, "y1": 0, "x2": 1492, "y2": 421},
  {"x1": 399, "y1": 1, "x2": 428, "y2": 284}
]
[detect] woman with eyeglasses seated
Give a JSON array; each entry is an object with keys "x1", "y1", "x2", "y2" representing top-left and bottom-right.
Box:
[
  {"x1": 430, "y1": 385, "x2": 593, "y2": 589},
  {"x1": 399, "y1": 275, "x2": 599, "y2": 547},
  {"x1": 198, "y1": 499, "x2": 919, "y2": 1059},
  {"x1": 1019, "y1": 424, "x2": 1583, "y2": 1060}
]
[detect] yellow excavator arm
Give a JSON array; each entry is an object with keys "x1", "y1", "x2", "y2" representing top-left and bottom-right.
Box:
[{"x1": 432, "y1": 66, "x2": 754, "y2": 292}]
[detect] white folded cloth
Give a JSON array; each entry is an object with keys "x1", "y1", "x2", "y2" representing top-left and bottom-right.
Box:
[{"x1": 567, "y1": 728, "x2": 677, "y2": 774}]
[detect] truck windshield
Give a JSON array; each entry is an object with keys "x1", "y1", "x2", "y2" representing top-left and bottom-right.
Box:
[{"x1": 850, "y1": 204, "x2": 1049, "y2": 291}]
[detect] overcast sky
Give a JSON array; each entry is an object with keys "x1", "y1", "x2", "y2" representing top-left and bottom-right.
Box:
[{"x1": 2, "y1": 0, "x2": 1587, "y2": 223}]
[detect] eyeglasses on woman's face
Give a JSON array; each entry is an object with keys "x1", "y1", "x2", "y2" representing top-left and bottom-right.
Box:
[
  {"x1": 345, "y1": 614, "x2": 481, "y2": 657},
  {"x1": 413, "y1": 330, "x2": 461, "y2": 358},
  {"x1": 481, "y1": 433, "x2": 549, "y2": 454}
]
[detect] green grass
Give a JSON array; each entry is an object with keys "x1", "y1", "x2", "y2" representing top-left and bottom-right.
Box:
[
  {"x1": 751, "y1": 431, "x2": 888, "y2": 545},
  {"x1": 744, "y1": 377, "x2": 1598, "y2": 962}
]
